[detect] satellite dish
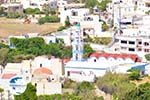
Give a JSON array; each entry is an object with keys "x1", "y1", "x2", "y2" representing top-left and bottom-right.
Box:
[{"x1": 9, "y1": 75, "x2": 27, "y2": 95}]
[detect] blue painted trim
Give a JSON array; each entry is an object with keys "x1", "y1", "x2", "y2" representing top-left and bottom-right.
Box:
[{"x1": 65, "y1": 66, "x2": 107, "y2": 70}]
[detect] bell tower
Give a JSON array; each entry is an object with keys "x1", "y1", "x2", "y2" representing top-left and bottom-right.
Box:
[{"x1": 71, "y1": 23, "x2": 84, "y2": 61}]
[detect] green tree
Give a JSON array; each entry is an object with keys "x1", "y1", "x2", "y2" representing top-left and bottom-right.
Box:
[
  {"x1": 34, "y1": 8, "x2": 41, "y2": 14},
  {"x1": 49, "y1": 8, "x2": 56, "y2": 15},
  {"x1": 145, "y1": 54, "x2": 150, "y2": 61},
  {"x1": 14, "y1": 83, "x2": 37, "y2": 100},
  {"x1": 145, "y1": 10, "x2": 150, "y2": 15},
  {"x1": 102, "y1": 22, "x2": 109, "y2": 31},
  {"x1": 38, "y1": 15, "x2": 60, "y2": 24},
  {"x1": 125, "y1": 83, "x2": 150, "y2": 100},
  {"x1": 128, "y1": 69, "x2": 140, "y2": 80},
  {"x1": 96, "y1": 72, "x2": 135, "y2": 100},
  {"x1": 86, "y1": 37, "x2": 112, "y2": 45},
  {"x1": 0, "y1": 48, "x2": 9, "y2": 66},
  {"x1": 75, "y1": 81, "x2": 99, "y2": 100},
  {"x1": 0, "y1": 43, "x2": 9, "y2": 48},
  {"x1": 24, "y1": 8, "x2": 41, "y2": 14},
  {"x1": 57, "y1": 26, "x2": 66, "y2": 31},
  {"x1": 42, "y1": 4, "x2": 50, "y2": 15},
  {"x1": 0, "y1": 88, "x2": 4, "y2": 100},
  {"x1": 7, "y1": 12, "x2": 21, "y2": 18},
  {"x1": 65, "y1": 16, "x2": 71, "y2": 27},
  {"x1": 85, "y1": 0, "x2": 97, "y2": 8},
  {"x1": 98, "y1": 0, "x2": 110, "y2": 11},
  {"x1": 0, "y1": 7, "x2": 6, "y2": 16},
  {"x1": 83, "y1": 44, "x2": 95, "y2": 58}
]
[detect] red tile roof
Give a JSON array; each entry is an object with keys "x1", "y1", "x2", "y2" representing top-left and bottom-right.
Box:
[
  {"x1": 90, "y1": 53, "x2": 141, "y2": 62},
  {"x1": 33, "y1": 67, "x2": 53, "y2": 75},
  {"x1": 2, "y1": 73, "x2": 16, "y2": 79}
]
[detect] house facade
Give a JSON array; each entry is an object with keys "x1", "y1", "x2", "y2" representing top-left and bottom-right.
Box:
[{"x1": 111, "y1": 28, "x2": 150, "y2": 57}]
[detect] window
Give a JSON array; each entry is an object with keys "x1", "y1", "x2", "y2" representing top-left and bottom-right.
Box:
[
  {"x1": 121, "y1": 47, "x2": 127, "y2": 50},
  {"x1": 129, "y1": 41, "x2": 135, "y2": 45},
  {"x1": 72, "y1": 11, "x2": 78, "y2": 16},
  {"x1": 138, "y1": 41, "x2": 142, "y2": 45},
  {"x1": 144, "y1": 49, "x2": 149, "y2": 52},
  {"x1": 138, "y1": 48, "x2": 142, "y2": 51},
  {"x1": 76, "y1": 54, "x2": 78, "y2": 60},
  {"x1": 67, "y1": 71, "x2": 70, "y2": 76},
  {"x1": 52, "y1": 78, "x2": 54, "y2": 80},
  {"x1": 40, "y1": 64, "x2": 42, "y2": 67},
  {"x1": 129, "y1": 48, "x2": 135, "y2": 51},
  {"x1": 76, "y1": 45, "x2": 78, "y2": 50},
  {"x1": 49, "y1": 40, "x2": 52, "y2": 43},
  {"x1": 35, "y1": 83, "x2": 37, "y2": 87},
  {"x1": 121, "y1": 40, "x2": 127, "y2": 44},
  {"x1": 71, "y1": 39, "x2": 73, "y2": 42},
  {"x1": 144, "y1": 42, "x2": 149, "y2": 46},
  {"x1": 26, "y1": 76, "x2": 29, "y2": 80}
]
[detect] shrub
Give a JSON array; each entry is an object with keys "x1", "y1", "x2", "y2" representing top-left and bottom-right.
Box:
[
  {"x1": 57, "y1": 26, "x2": 66, "y2": 31},
  {"x1": 38, "y1": 15, "x2": 60, "y2": 24},
  {"x1": 24, "y1": 8, "x2": 41, "y2": 14},
  {"x1": 145, "y1": 54, "x2": 150, "y2": 61},
  {"x1": 102, "y1": 22, "x2": 109, "y2": 31},
  {"x1": 7, "y1": 12, "x2": 21, "y2": 18},
  {"x1": 128, "y1": 69, "x2": 140, "y2": 80}
]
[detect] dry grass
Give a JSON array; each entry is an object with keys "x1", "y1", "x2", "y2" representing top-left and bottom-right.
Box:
[
  {"x1": 131, "y1": 76, "x2": 150, "y2": 86},
  {"x1": 0, "y1": 17, "x2": 61, "y2": 38}
]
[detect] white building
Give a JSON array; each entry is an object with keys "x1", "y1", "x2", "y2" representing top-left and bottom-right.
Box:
[
  {"x1": 31, "y1": 56, "x2": 63, "y2": 95},
  {"x1": 80, "y1": 15, "x2": 102, "y2": 37},
  {"x1": 59, "y1": 3, "x2": 103, "y2": 36},
  {"x1": 136, "y1": 0, "x2": 150, "y2": 15},
  {"x1": 0, "y1": 56, "x2": 63, "y2": 98},
  {"x1": 20, "y1": 0, "x2": 55, "y2": 11},
  {"x1": 64, "y1": 24, "x2": 143, "y2": 82},
  {"x1": 59, "y1": 4, "x2": 89, "y2": 25},
  {"x1": 0, "y1": 60, "x2": 31, "y2": 99},
  {"x1": 107, "y1": 0, "x2": 135, "y2": 28},
  {"x1": 111, "y1": 28, "x2": 150, "y2": 57},
  {"x1": 1, "y1": 3, "x2": 23, "y2": 14},
  {"x1": 65, "y1": 52, "x2": 142, "y2": 82}
]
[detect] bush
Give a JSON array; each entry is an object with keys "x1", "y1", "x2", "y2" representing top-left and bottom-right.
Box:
[
  {"x1": 98, "y1": 0, "x2": 111, "y2": 11},
  {"x1": 96, "y1": 72, "x2": 135, "y2": 99},
  {"x1": 0, "y1": 7, "x2": 7, "y2": 17},
  {"x1": 125, "y1": 83, "x2": 150, "y2": 100},
  {"x1": 128, "y1": 69, "x2": 140, "y2": 80},
  {"x1": 102, "y1": 22, "x2": 109, "y2": 31},
  {"x1": 57, "y1": 26, "x2": 66, "y2": 31},
  {"x1": 7, "y1": 12, "x2": 21, "y2": 18},
  {"x1": 63, "y1": 79, "x2": 77, "y2": 89},
  {"x1": 145, "y1": 54, "x2": 150, "y2": 61},
  {"x1": 86, "y1": 37, "x2": 112, "y2": 45},
  {"x1": 24, "y1": 8, "x2": 41, "y2": 14},
  {"x1": 38, "y1": 15, "x2": 60, "y2": 24},
  {"x1": 38, "y1": 17, "x2": 46, "y2": 25},
  {"x1": 14, "y1": 83, "x2": 37, "y2": 100},
  {"x1": 0, "y1": 43, "x2": 9, "y2": 48}
]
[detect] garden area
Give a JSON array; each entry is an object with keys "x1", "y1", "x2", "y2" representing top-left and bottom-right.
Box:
[{"x1": 0, "y1": 37, "x2": 94, "y2": 64}]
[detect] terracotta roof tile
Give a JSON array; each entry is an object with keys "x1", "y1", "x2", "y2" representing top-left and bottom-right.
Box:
[
  {"x1": 90, "y1": 53, "x2": 141, "y2": 62},
  {"x1": 33, "y1": 67, "x2": 53, "y2": 75},
  {"x1": 2, "y1": 73, "x2": 16, "y2": 79}
]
